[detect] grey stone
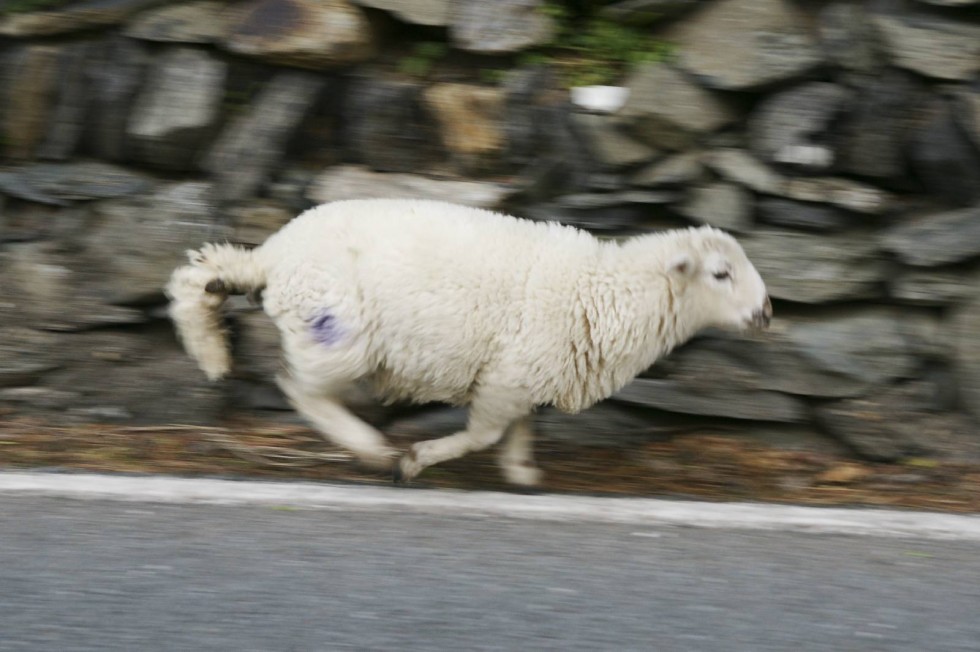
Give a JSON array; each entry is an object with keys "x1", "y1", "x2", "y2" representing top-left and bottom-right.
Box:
[
  {"x1": 785, "y1": 308, "x2": 915, "y2": 385},
  {"x1": 742, "y1": 229, "x2": 885, "y2": 303},
  {"x1": 907, "y1": 98, "x2": 980, "y2": 207},
  {"x1": 84, "y1": 36, "x2": 151, "y2": 162},
  {"x1": 890, "y1": 267, "x2": 978, "y2": 305},
  {"x1": 450, "y1": 0, "x2": 554, "y2": 54},
  {"x1": 571, "y1": 113, "x2": 659, "y2": 168},
  {"x1": 748, "y1": 82, "x2": 851, "y2": 173},
  {"x1": 0, "y1": 45, "x2": 61, "y2": 161},
  {"x1": 205, "y1": 70, "x2": 326, "y2": 203},
  {"x1": 816, "y1": 385, "x2": 980, "y2": 462},
  {"x1": 618, "y1": 63, "x2": 738, "y2": 150},
  {"x1": 521, "y1": 202, "x2": 675, "y2": 233},
  {"x1": 0, "y1": 161, "x2": 150, "y2": 206},
  {"x1": 817, "y1": 2, "x2": 883, "y2": 73},
  {"x1": 703, "y1": 148, "x2": 784, "y2": 194},
  {"x1": 757, "y1": 197, "x2": 851, "y2": 232},
  {"x1": 629, "y1": 151, "x2": 705, "y2": 187},
  {"x1": 838, "y1": 69, "x2": 925, "y2": 180},
  {"x1": 0, "y1": 243, "x2": 145, "y2": 331},
  {"x1": 667, "y1": 0, "x2": 824, "y2": 90},
  {"x1": 352, "y1": 0, "x2": 450, "y2": 25},
  {"x1": 779, "y1": 177, "x2": 894, "y2": 215},
  {"x1": 42, "y1": 330, "x2": 227, "y2": 425},
  {"x1": 231, "y1": 201, "x2": 295, "y2": 246},
  {"x1": 612, "y1": 377, "x2": 807, "y2": 422},
  {"x1": 0, "y1": 328, "x2": 61, "y2": 388},
  {"x1": 221, "y1": 0, "x2": 375, "y2": 69},
  {"x1": 871, "y1": 6, "x2": 980, "y2": 81},
  {"x1": 951, "y1": 274, "x2": 980, "y2": 421},
  {"x1": 124, "y1": 1, "x2": 230, "y2": 43},
  {"x1": 882, "y1": 205, "x2": 980, "y2": 267},
  {"x1": 662, "y1": 335, "x2": 871, "y2": 399},
  {"x1": 0, "y1": 0, "x2": 168, "y2": 36},
  {"x1": 679, "y1": 183, "x2": 753, "y2": 232},
  {"x1": 127, "y1": 47, "x2": 227, "y2": 171},
  {"x1": 423, "y1": 83, "x2": 506, "y2": 175},
  {"x1": 534, "y1": 402, "x2": 684, "y2": 447},
  {"x1": 37, "y1": 42, "x2": 94, "y2": 161},
  {"x1": 501, "y1": 65, "x2": 563, "y2": 168},
  {"x1": 343, "y1": 75, "x2": 439, "y2": 173},
  {"x1": 84, "y1": 182, "x2": 232, "y2": 304},
  {"x1": 308, "y1": 165, "x2": 510, "y2": 209}
]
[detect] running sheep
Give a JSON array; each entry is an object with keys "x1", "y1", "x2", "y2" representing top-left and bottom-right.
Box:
[{"x1": 166, "y1": 199, "x2": 772, "y2": 486}]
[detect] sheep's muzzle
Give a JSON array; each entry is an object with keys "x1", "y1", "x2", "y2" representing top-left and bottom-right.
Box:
[{"x1": 751, "y1": 296, "x2": 773, "y2": 330}]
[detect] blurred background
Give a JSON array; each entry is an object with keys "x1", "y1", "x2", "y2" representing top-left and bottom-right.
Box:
[{"x1": 1, "y1": 0, "x2": 979, "y2": 503}]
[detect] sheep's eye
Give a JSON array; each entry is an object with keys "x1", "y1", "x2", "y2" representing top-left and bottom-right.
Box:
[{"x1": 712, "y1": 270, "x2": 731, "y2": 281}]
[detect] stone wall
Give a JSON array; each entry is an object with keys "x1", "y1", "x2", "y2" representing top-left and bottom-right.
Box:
[{"x1": 1, "y1": 0, "x2": 979, "y2": 462}]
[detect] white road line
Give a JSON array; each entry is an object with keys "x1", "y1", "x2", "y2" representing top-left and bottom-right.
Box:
[{"x1": 2, "y1": 471, "x2": 980, "y2": 541}]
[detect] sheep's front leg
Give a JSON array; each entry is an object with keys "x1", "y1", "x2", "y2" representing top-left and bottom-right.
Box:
[
  {"x1": 277, "y1": 374, "x2": 396, "y2": 471},
  {"x1": 498, "y1": 417, "x2": 543, "y2": 487},
  {"x1": 395, "y1": 390, "x2": 530, "y2": 483}
]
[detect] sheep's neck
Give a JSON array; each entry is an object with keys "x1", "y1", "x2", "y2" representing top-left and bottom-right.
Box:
[{"x1": 563, "y1": 247, "x2": 697, "y2": 411}]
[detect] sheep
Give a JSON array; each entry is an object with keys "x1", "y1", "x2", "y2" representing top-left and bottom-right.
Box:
[{"x1": 166, "y1": 198, "x2": 771, "y2": 486}]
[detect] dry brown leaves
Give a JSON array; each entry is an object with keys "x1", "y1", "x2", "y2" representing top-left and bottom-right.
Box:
[{"x1": 1, "y1": 419, "x2": 979, "y2": 513}]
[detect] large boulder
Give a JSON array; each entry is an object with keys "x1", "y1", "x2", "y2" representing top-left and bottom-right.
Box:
[
  {"x1": 816, "y1": 385, "x2": 980, "y2": 462},
  {"x1": 571, "y1": 113, "x2": 659, "y2": 169},
  {"x1": 0, "y1": 0, "x2": 167, "y2": 36},
  {"x1": 871, "y1": 3, "x2": 980, "y2": 81},
  {"x1": 666, "y1": 0, "x2": 824, "y2": 90},
  {"x1": 679, "y1": 183, "x2": 753, "y2": 232},
  {"x1": 127, "y1": 47, "x2": 227, "y2": 170},
  {"x1": 785, "y1": 308, "x2": 916, "y2": 386},
  {"x1": 423, "y1": 83, "x2": 506, "y2": 174},
  {"x1": 450, "y1": 0, "x2": 554, "y2": 54},
  {"x1": 124, "y1": 0, "x2": 230, "y2": 43},
  {"x1": 748, "y1": 82, "x2": 850, "y2": 173},
  {"x1": 84, "y1": 36, "x2": 151, "y2": 162},
  {"x1": 0, "y1": 161, "x2": 151, "y2": 207},
  {"x1": 756, "y1": 197, "x2": 851, "y2": 232},
  {"x1": 222, "y1": 0, "x2": 375, "y2": 69},
  {"x1": 613, "y1": 377, "x2": 808, "y2": 422},
  {"x1": 204, "y1": 70, "x2": 327, "y2": 203},
  {"x1": 882, "y1": 204, "x2": 980, "y2": 267},
  {"x1": 37, "y1": 42, "x2": 95, "y2": 161},
  {"x1": 343, "y1": 75, "x2": 439, "y2": 173},
  {"x1": 1, "y1": 45, "x2": 60, "y2": 160},
  {"x1": 837, "y1": 69, "x2": 926, "y2": 180},
  {"x1": 84, "y1": 182, "x2": 232, "y2": 304},
  {"x1": 907, "y1": 98, "x2": 980, "y2": 207},
  {"x1": 618, "y1": 63, "x2": 738, "y2": 150},
  {"x1": 742, "y1": 229, "x2": 885, "y2": 303},
  {"x1": 817, "y1": 2, "x2": 883, "y2": 72}
]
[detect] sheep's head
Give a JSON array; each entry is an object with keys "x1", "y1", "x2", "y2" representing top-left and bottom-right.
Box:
[{"x1": 668, "y1": 227, "x2": 771, "y2": 333}]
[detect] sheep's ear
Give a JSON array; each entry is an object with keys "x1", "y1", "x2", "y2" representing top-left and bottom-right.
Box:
[{"x1": 668, "y1": 252, "x2": 694, "y2": 278}]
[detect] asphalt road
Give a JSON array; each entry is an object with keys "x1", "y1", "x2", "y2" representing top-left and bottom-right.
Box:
[{"x1": 3, "y1": 488, "x2": 980, "y2": 652}]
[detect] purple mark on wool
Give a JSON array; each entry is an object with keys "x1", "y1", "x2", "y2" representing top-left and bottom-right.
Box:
[{"x1": 310, "y1": 311, "x2": 343, "y2": 346}]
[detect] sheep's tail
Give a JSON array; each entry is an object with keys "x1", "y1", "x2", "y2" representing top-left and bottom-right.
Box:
[{"x1": 165, "y1": 243, "x2": 266, "y2": 381}]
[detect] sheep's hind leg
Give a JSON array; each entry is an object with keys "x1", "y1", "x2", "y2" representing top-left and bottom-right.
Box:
[
  {"x1": 498, "y1": 417, "x2": 543, "y2": 487},
  {"x1": 395, "y1": 389, "x2": 531, "y2": 483},
  {"x1": 277, "y1": 374, "x2": 396, "y2": 471}
]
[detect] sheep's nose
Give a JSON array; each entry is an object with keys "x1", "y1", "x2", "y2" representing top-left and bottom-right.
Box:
[
  {"x1": 752, "y1": 296, "x2": 772, "y2": 328},
  {"x1": 753, "y1": 296, "x2": 772, "y2": 329}
]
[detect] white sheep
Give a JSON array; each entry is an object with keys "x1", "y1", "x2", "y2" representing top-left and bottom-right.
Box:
[{"x1": 166, "y1": 198, "x2": 771, "y2": 486}]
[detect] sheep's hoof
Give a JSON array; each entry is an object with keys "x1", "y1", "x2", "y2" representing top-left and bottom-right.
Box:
[
  {"x1": 502, "y1": 462, "x2": 543, "y2": 488},
  {"x1": 393, "y1": 451, "x2": 421, "y2": 484}
]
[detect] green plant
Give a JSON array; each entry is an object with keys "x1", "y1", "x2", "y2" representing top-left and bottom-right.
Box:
[
  {"x1": 397, "y1": 41, "x2": 449, "y2": 79},
  {"x1": 530, "y1": 1, "x2": 674, "y2": 87}
]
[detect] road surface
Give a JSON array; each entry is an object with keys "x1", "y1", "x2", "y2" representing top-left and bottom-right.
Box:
[{"x1": 2, "y1": 473, "x2": 980, "y2": 651}]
